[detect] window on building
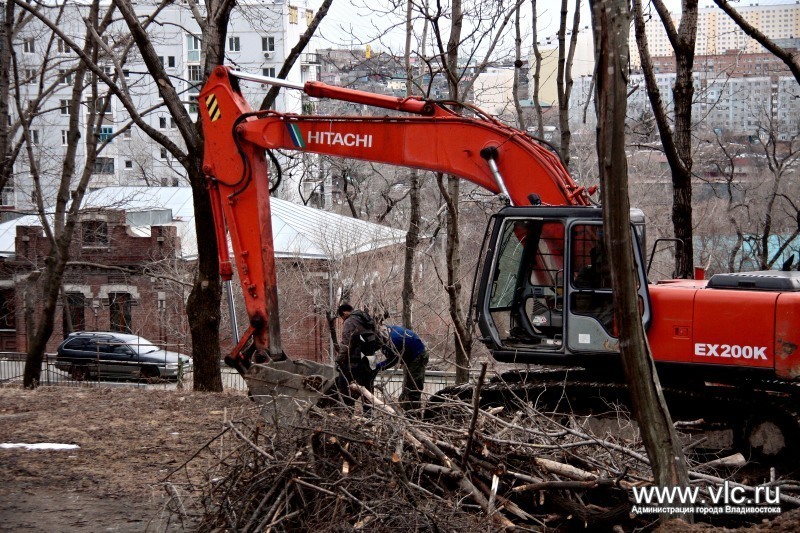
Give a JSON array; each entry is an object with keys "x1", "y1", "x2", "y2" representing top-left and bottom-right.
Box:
[
  {"x1": 187, "y1": 34, "x2": 201, "y2": 62},
  {"x1": 109, "y1": 293, "x2": 132, "y2": 334},
  {"x1": 61, "y1": 130, "x2": 69, "y2": 145},
  {"x1": 63, "y1": 293, "x2": 85, "y2": 335},
  {"x1": 30, "y1": 130, "x2": 40, "y2": 145},
  {"x1": 94, "y1": 96, "x2": 112, "y2": 115},
  {"x1": 122, "y1": 128, "x2": 132, "y2": 139},
  {"x1": 1, "y1": 181, "x2": 13, "y2": 207},
  {"x1": 124, "y1": 159, "x2": 133, "y2": 169},
  {"x1": 60, "y1": 100, "x2": 70, "y2": 115},
  {"x1": 289, "y1": 5, "x2": 298, "y2": 24},
  {"x1": 60, "y1": 70, "x2": 73, "y2": 85},
  {"x1": 228, "y1": 36, "x2": 240, "y2": 52},
  {"x1": 24, "y1": 69, "x2": 36, "y2": 81},
  {"x1": 188, "y1": 64, "x2": 202, "y2": 83},
  {"x1": 57, "y1": 38, "x2": 71, "y2": 54},
  {"x1": 262, "y1": 36, "x2": 275, "y2": 52},
  {"x1": 82, "y1": 220, "x2": 109, "y2": 246},
  {"x1": 159, "y1": 117, "x2": 167, "y2": 129},
  {"x1": 160, "y1": 148, "x2": 169, "y2": 160},
  {"x1": 23, "y1": 38, "x2": 34, "y2": 53},
  {"x1": 99, "y1": 126, "x2": 113, "y2": 143},
  {"x1": 306, "y1": 9, "x2": 313, "y2": 25},
  {"x1": 262, "y1": 67, "x2": 276, "y2": 77},
  {"x1": 0, "y1": 287, "x2": 14, "y2": 331},
  {"x1": 93, "y1": 157, "x2": 115, "y2": 174},
  {"x1": 168, "y1": 56, "x2": 176, "y2": 68},
  {"x1": 188, "y1": 94, "x2": 199, "y2": 114}
]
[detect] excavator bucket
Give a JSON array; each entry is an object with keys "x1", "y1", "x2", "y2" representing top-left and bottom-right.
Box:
[{"x1": 244, "y1": 359, "x2": 336, "y2": 426}]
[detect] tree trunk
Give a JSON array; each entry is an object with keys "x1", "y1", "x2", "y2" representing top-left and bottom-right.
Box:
[
  {"x1": 512, "y1": 5, "x2": 526, "y2": 130},
  {"x1": 556, "y1": 0, "x2": 580, "y2": 165},
  {"x1": 531, "y1": 0, "x2": 545, "y2": 138},
  {"x1": 671, "y1": 2, "x2": 697, "y2": 278},
  {"x1": 633, "y1": 0, "x2": 697, "y2": 278},
  {"x1": 440, "y1": 0, "x2": 472, "y2": 384},
  {"x1": 20, "y1": 3, "x2": 99, "y2": 387},
  {"x1": 401, "y1": 0, "x2": 421, "y2": 331},
  {"x1": 186, "y1": 167, "x2": 224, "y2": 391},
  {"x1": 437, "y1": 174, "x2": 472, "y2": 383},
  {"x1": 114, "y1": 0, "x2": 239, "y2": 391},
  {"x1": 0, "y1": 1, "x2": 12, "y2": 188},
  {"x1": 591, "y1": 0, "x2": 692, "y2": 523}
]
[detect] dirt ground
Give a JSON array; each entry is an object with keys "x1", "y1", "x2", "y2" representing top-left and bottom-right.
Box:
[
  {"x1": 4, "y1": 385, "x2": 800, "y2": 532},
  {"x1": 0, "y1": 385, "x2": 255, "y2": 532}
]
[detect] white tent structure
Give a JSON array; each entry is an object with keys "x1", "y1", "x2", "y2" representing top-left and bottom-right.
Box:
[{"x1": 0, "y1": 187, "x2": 406, "y2": 260}]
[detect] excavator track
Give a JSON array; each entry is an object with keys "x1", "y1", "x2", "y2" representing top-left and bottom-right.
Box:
[{"x1": 428, "y1": 367, "x2": 800, "y2": 463}]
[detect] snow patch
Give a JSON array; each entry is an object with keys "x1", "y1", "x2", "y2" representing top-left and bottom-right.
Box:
[{"x1": 1, "y1": 443, "x2": 80, "y2": 451}]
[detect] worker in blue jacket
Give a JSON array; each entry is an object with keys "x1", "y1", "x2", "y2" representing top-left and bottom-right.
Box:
[{"x1": 378, "y1": 325, "x2": 430, "y2": 413}]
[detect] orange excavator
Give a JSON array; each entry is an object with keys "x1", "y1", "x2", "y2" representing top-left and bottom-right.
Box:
[{"x1": 200, "y1": 67, "x2": 800, "y2": 453}]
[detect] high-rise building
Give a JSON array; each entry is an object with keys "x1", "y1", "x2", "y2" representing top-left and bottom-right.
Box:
[
  {"x1": 632, "y1": 2, "x2": 800, "y2": 64},
  {"x1": 5, "y1": 1, "x2": 320, "y2": 214},
  {"x1": 561, "y1": 3, "x2": 800, "y2": 138}
]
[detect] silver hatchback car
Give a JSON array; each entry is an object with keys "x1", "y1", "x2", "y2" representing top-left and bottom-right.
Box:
[{"x1": 56, "y1": 332, "x2": 191, "y2": 381}]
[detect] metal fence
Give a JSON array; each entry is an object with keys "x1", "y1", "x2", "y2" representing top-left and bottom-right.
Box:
[
  {"x1": 0, "y1": 352, "x2": 192, "y2": 390},
  {"x1": 1, "y1": 353, "x2": 458, "y2": 397}
]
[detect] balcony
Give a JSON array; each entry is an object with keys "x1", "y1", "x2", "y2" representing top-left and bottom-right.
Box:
[{"x1": 301, "y1": 53, "x2": 319, "y2": 65}]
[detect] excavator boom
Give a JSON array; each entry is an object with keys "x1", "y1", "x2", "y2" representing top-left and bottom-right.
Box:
[{"x1": 200, "y1": 66, "x2": 589, "y2": 369}]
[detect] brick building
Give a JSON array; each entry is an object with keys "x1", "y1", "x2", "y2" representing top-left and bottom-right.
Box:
[
  {"x1": 0, "y1": 209, "x2": 186, "y2": 353},
  {"x1": 0, "y1": 187, "x2": 406, "y2": 362}
]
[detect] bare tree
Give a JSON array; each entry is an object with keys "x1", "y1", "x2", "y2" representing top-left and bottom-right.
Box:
[
  {"x1": 747, "y1": 128, "x2": 800, "y2": 270},
  {"x1": 530, "y1": 0, "x2": 545, "y2": 138},
  {"x1": 423, "y1": 0, "x2": 525, "y2": 383},
  {"x1": 556, "y1": 0, "x2": 581, "y2": 165},
  {"x1": 113, "y1": 0, "x2": 330, "y2": 388},
  {"x1": 401, "y1": 0, "x2": 422, "y2": 332},
  {"x1": 512, "y1": 4, "x2": 526, "y2": 131},
  {"x1": 632, "y1": 0, "x2": 698, "y2": 278},
  {"x1": 0, "y1": 2, "x2": 13, "y2": 189},
  {"x1": 109, "y1": 0, "x2": 233, "y2": 391},
  {"x1": 591, "y1": 0, "x2": 691, "y2": 522},
  {"x1": 13, "y1": 1, "x2": 115, "y2": 387}
]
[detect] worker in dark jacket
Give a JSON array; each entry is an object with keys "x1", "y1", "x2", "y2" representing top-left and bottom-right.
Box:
[
  {"x1": 336, "y1": 304, "x2": 381, "y2": 409},
  {"x1": 379, "y1": 325, "x2": 429, "y2": 413}
]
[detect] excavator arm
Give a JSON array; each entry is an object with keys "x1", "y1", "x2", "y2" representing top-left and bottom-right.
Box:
[{"x1": 199, "y1": 66, "x2": 590, "y2": 372}]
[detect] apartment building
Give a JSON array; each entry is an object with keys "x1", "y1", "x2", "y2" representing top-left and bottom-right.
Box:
[
  {"x1": 5, "y1": 1, "x2": 320, "y2": 214},
  {"x1": 633, "y1": 2, "x2": 800, "y2": 63},
  {"x1": 565, "y1": 4, "x2": 800, "y2": 138}
]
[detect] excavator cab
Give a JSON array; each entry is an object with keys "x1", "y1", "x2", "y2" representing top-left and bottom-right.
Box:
[{"x1": 473, "y1": 206, "x2": 652, "y2": 366}]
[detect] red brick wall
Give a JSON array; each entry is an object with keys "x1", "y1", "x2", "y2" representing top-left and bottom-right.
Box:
[
  {"x1": 2, "y1": 212, "x2": 404, "y2": 366},
  {"x1": 5, "y1": 214, "x2": 188, "y2": 354}
]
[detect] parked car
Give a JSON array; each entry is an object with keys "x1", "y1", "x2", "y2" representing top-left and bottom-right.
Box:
[{"x1": 55, "y1": 332, "x2": 191, "y2": 381}]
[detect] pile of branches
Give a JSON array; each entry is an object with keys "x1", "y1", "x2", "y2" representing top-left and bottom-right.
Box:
[{"x1": 158, "y1": 377, "x2": 800, "y2": 531}]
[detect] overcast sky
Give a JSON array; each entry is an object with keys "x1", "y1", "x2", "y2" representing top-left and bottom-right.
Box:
[{"x1": 314, "y1": 0, "x2": 800, "y2": 55}]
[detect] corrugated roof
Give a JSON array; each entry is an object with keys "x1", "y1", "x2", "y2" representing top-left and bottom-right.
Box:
[{"x1": 0, "y1": 187, "x2": 405, "y2": 261}]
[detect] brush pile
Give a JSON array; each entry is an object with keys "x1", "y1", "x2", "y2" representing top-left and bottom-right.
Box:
[{"x1": 159, "y1": 379, "x2": 800, "y2": 531}]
